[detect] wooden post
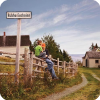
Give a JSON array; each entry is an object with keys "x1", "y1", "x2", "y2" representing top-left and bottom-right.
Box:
[
  {"x1": 68, "y1": 62, "x2": 70, "y2": 76},
  {"x1": 49, "y1": 55, "x2": 52, "y2": 60},
  {"x1": 15, "y1": 19, "x2": 21, "y2": 83},
  {"x1": 63, "y1": 61, "x2": 66, "y2": 77},
  {"x1": 57, "y1": 58, "x2": 59, "y2": 75},
  {"x1": 76, "y1": 64, "x2": 78, "y2": 72},
  {"x1": 29, "y1": 52, "x2": 33, "y2": 83},
  {"x1": 75, "y1": 63, "x2": 78, "y2": 73},
  {"x1": 72, "y1": 63, "x2": 75, "y2": 76},
  {"x1": 24, "y1": 48, "x2": 29, "y2": 86},
  {"x1": 33, "y1": 54, "x2": 36, "y2": 77}
]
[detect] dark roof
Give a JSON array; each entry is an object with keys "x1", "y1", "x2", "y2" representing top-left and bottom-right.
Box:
[
  {"x1": 85, "y1": 51, "x2": 100, "y2": 59},
  {"x1": 92, "y1": 48, "x2": 98, "y2": 51},
  {"x1": 0, "y1": 35, "x2": 30, "y2": 46},
  {"x1": 82, "y1": 56, "x2": 85, "y2": 59},
  {"x1": 0, "y1": 36, "x2": 3, "y2": 46}
]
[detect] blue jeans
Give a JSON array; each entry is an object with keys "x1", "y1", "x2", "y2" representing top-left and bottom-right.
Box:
[
  {"x1": 38, "y1": 52, "x2": 46, "y2": 58},
  {"x1": 45, "y1": 58, "x2": 57, "y2": 78}
]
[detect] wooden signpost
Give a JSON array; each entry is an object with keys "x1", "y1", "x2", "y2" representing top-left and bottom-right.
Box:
[{"x1": 7, "y1": 11, "x2": 32, "y2": 83}]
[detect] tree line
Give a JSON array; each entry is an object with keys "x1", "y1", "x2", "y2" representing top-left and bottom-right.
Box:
[
  {"x1": 89, "y1": 43, "x2": 99, "y2": 51},
  {"x1": 30, "y1": 35, "x2": 73, "y2": 62}
]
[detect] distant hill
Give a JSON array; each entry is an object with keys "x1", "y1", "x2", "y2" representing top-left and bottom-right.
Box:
[{"x1": 69, "y1": 54, "x2": 85, "y2": 62}]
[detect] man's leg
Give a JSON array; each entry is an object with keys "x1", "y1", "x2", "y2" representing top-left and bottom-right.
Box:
[{"x1": 45, "y1": 59, "x2": 58, "y2": 79}]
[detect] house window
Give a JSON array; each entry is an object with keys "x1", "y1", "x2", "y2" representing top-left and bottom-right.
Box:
[
  {"x1": 0, "y1": 53, "x2": 2, "y2": 55},
  {"x1": 95, "y1": 60, "x2": 99, "y2": 64}
]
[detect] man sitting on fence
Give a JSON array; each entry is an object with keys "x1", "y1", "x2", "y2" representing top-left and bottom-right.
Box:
[{"x1": 41, "y1": 43, "x2": 58, "y2": 80}]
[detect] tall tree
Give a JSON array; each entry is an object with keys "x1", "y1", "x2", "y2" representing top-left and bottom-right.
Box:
[
  {"x1": 62, "y1": 50, "x2": 72, "y2": 62},
  {"x1": 95, "y1": 43, "x2": 98, "y2": 48},
  {"x1": 30, "y1": 38, "x2": 39, "y2": 53},
  {"x1": 89, "y1": 43, "x2": 94, "y2": 51},
  {"x1": 29, "y1": 41, "x2": 33, "y2": 52},
  {"x1": 89, "y1": 43, "x2": 99, "y2": 51}
]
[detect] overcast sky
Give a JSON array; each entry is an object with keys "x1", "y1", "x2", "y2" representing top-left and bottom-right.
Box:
[{"x1": 0, "y1": 0, "x2": 100, "y2": 54}]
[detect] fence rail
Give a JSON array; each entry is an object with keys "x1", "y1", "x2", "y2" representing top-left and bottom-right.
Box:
[{"x1": 0, "y1": 48, "x2": 78, "y2": 84}]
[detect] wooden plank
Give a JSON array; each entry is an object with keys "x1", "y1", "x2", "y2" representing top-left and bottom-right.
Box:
[
  {"x1": 59, "y1": 61, "x2": 63, "y2": 63},
  {"x1": 57, "y1": 58, "x2": 59, "y2": 75},
  {"x1": 68, "y1": 62, "x2": 70, "y2": 76},
  {"x1": 33, "y1": 70, "x2": 44, "y2": 73},
  {"x1": 32, "y1": 76, "x2": 44, "y2": 79},
  {"x1": 63, "y1": 61, "x2": 66, "y2": 77},
  {"x1": 54, "y1": 65, "x2": 58, "y2": 67},
  {"x1": 49, "y1": 55, "x2": 52, "y2": 60},
  {"x1": 0, "y1": 73, "x2": 14, "y2": 75},
  {"x1": 52, "y1": 58, "x2": 57, "y2": 62},
  {"x1": 0, "y1": 50, "x2": 24, "y2": 56},
  {"x1": 0, "y1": 61, "x2": 24, "y2": 66},
  {"x1": 29, "y1": 52, "x2": 33, "y2": 83},
  {"x1": 33, "y1": 63, "x2": 45, "y2": 68},
  {"x1": 66, "y1": 72, "x2": 74, "y2": 73},
  {"x1": 72, "y1": 63, "x2": 75, "y2": 76},
  {"x1": 59, "y1": 66, "x2": 63, "y2": 68},
  {"x1": 33, "y1": 56, "x2": 44, "y2": 62},
  {"x1": 66, "y1": 67, "x2": 75, "y2": 69},
  {"x1": 24, "y1": 48, "x2": 29, "y2": 85},
  {"x1": 0, "y1": 73, "x2": 23, "y2": 75},
  {"x1": 0, "y1": 62, "x2": 15, "y2": 65},
  {"x1": 0, "y1": 51, "x2": 16, "y2": 55}
]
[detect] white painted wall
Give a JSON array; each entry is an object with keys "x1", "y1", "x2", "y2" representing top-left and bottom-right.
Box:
[
  {"x1": 82, "y1": 58, "x2": 85, "y2": 66},
  {"x1": 0, "y1": 46, "x2": 29, "y2": 58},
  {"x1": 89, "y1": 59, "x2": 100, "y2": 68}
]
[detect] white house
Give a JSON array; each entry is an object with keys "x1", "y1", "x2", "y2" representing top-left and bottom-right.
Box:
[
  {"x1": 0, "y1": 32, "x2": 30, "y2": 58},
  {"x1": 82, "y1": 51, "x2": 100, "y2": 68}
]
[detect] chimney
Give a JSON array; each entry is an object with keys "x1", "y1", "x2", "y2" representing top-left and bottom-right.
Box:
[
  {"x1": 4, "y1": 32, "x2": 6, "y2": 36},
  {"x1": 3, "y1": 32, "x2": 6, "y2": 46}
]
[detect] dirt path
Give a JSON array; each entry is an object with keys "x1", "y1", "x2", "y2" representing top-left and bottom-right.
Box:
[
  {"x1": 41, "y1": 74, "x2": 88, "y2": 100},
  {"x1": 92, "y1": 74, "x2": 100, "y2": 81},
  {"x1": 92, "y1": 74, "x2": 100, "y2": 100}
]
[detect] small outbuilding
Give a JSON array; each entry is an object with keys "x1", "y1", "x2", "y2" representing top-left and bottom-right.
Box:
[
  {"x1": 0, "y1": 32, "x2": 30, "y2": 58},
  {"x1": 82, "y1": 51, "x2": 100, "y2": 68}
]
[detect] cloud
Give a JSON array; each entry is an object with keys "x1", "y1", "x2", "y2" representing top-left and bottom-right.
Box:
[
  {"x1": 60, "y1": 4, "x2": 69, "y2": 12},
  {"x1": 49, "y1": 28, "x2": 100, "y2": 54},
  {"x1": 53, "y1": 14, "x2": 66, "y2": 24},
  {"x1": 72, "y1": 0, "x2": 100, "y2": 13}
]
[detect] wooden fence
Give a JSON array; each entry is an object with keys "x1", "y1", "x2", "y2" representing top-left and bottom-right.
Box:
[{"x1": 0, "y1": 48, "x2": 78, "y2": 84}]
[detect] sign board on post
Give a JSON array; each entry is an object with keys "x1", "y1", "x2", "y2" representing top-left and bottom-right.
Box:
[
  {"x1": 6, "y1": 11, "x2": 32, "y2": 83},
  {"x1": 7, "y1": 11, "x2": 32, "y2": 19}
]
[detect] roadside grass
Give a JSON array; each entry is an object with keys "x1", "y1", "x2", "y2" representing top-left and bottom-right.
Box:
[
  {"x1": 78, "y1": 66, "x2": 100, "y2": 77},
  {"x1": 0, "y1": 56, "x2": 24, "y2": 73},
  {"x1": 0, "y1": 72, "x2": 82, "y2": 100},
  {"x1": 0, "y1": 57, "x2": 82, "y2": 100},
  {"x1": 61, "y1": 67, "x2": 100, "y2": 100}
]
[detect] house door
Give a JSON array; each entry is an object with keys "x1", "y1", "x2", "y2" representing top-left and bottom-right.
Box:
[{"x1": 86, "y1": 59, "x2": 88, "y2": 67}]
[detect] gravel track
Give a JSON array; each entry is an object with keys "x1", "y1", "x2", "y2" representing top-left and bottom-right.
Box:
[{"x1": 41, "y1": 74, "x2": 88, "y2": 100}]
